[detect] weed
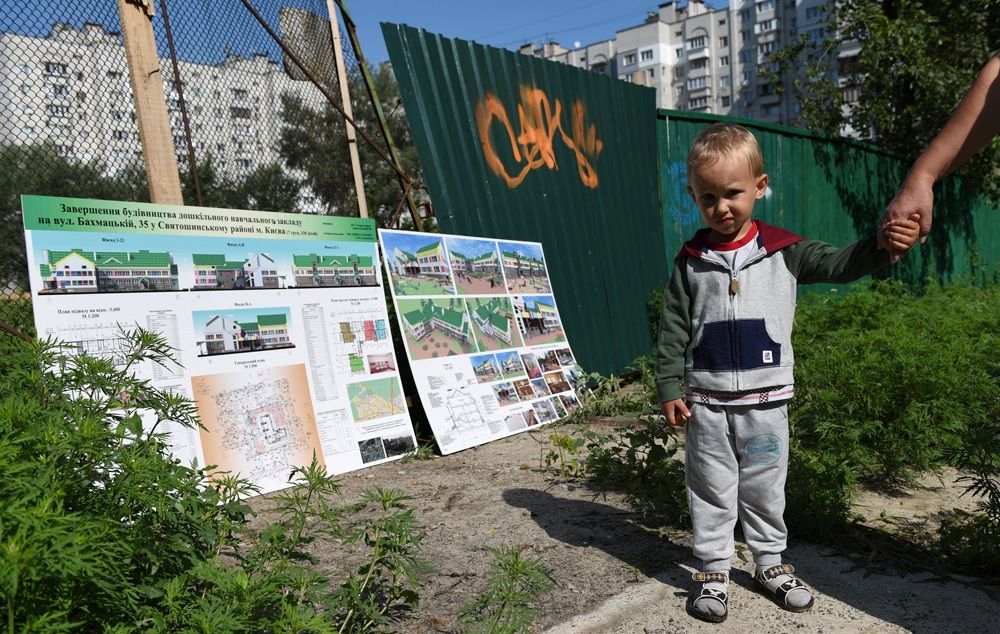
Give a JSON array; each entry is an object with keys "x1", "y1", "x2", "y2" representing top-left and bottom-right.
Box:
[
  {"x1": 459, "y1": 545, "x2": 553, "y2": 634},
  {"x1": 542, "y1": 432, "x2": 586, "y2": 478},
  {"x1": 401, "y1": 443, "x2": 437, "y2": 463}
]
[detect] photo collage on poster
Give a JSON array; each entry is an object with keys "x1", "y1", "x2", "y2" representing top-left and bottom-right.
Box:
[
  {"x1": 22, "y1": 195, "x2": 418, "y2": 494},
  {"x1": 378, "y1": 229, "x2": 582, "y2": 454}
]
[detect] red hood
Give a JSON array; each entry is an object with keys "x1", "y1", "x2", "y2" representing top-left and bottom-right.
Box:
[{"x1": 677, "y1": 220, "x2": 802, "y2": 260}]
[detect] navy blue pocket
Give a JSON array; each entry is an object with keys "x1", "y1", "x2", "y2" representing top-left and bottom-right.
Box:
[
  {"x1": 737, "y1": 319, "x2": 780, "y2": 369},
  {"x1": 692, "y1": 321, "x2": 736, "y2": 371}
]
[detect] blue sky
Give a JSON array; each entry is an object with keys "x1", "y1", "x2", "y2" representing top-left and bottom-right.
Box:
[
  {"x1": 3, "y1": 1, "x2": 727, "y2": 66},
  {"x1": 191, "y1": 306, "x2": 291, "y2": 332},
  {"x1": 445, "y1": 236, "x2": 497, "y2": 259},
  {"x1": 497, "y1": 241, "x2": 544, "y2": 262},
  {"x1": 380, "y1": 231, "x2": 444, "y2": 257}
]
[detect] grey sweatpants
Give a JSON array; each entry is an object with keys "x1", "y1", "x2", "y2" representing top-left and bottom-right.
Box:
[{"x1": 685, "y1": 400, "x2": 789, "y2": 572}]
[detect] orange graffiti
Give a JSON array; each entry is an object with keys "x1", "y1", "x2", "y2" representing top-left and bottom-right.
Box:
[{"x1": 475, "y1": 87, "x2": 604, "y2": 189}]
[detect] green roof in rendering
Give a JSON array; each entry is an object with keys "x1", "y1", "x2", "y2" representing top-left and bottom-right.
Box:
[
  {"x1": 292, "y1": 253, "x2": 373, "y2": 267},
  {"x1": 449, "y1": 251, "x2": 468, "y2": 261},
  {"x1": 402, "y1": 302, "x2": 467, "y2": 332},
  {"x1": 256, "y1": 313, "x2": 288, "y2": 327},
  {"x1": 47, "y1": 249, "x2": 172, "y2": 269},
  {"x1": 192, "y1": 253, "x2": 247, "y2": 269},
  {"x1": 415, "y1": 240, "x2": 442, "y2": 256},
  {"x1": 395, "y1": 249, "x2": 417, "y2": 261},
  {"x1": 488, "y1": 313, "x2": 509, "y2": 330},
  {"x1": 39, "y1": 263, "x2": 51, "y2": 277}
]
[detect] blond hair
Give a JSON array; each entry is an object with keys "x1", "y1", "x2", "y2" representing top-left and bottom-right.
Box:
[{"x1": 687, "y1": 122, "x2": 764, "y2": 178}]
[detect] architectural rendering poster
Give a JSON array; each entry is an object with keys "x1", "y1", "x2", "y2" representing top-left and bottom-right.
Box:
[
  {"x1": 22, "y1": 194, "x2": 417, "y2": 494},
  {"x1": 378, "y1": 229, "x2": 582, "y2": 454}
]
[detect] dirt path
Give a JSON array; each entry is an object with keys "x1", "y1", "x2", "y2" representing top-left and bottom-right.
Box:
[{"x1": 266, "y1": 421, "x2": 998, "y2": 633}]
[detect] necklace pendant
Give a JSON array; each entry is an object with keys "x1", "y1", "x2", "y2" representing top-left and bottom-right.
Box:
[{"x1": 730, "y1": 278, "x2": 740, "y2": 294}]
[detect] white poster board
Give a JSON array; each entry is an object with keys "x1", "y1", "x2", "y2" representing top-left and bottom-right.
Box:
[
  {"x1": 378, "y1": 229, "x2": 581, "y2": 454},
  {"x1": 23, "y1": 195, "x2": 417, "y2": 494}
]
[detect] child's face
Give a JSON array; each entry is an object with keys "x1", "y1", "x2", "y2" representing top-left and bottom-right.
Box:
[{"x1": 687, "y1": 154, "x2": 768, "y2": 241}]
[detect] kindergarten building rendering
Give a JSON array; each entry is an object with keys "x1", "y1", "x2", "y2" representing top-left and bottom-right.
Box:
[
  {"x1": 38, "y1": 248, "x2": 179, "y2": 293},
  {"x1": 195, "y1": 309, "x2": 294, "y2": 356},
  {"x1": 291, "y1": 253, "x2": 376, "y2": 287}
]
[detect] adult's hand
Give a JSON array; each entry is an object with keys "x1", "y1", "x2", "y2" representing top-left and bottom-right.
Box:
[{"x1": 880, "y1": 172, "x2": 934, "y2": 262}]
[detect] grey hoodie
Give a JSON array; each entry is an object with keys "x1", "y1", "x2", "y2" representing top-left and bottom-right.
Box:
[{"x1": 655, "y1": 220, "x2": 889, "y2": 403}]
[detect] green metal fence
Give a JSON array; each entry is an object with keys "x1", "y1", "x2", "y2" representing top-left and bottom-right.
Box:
[
  {"x1": 383, "y1": 23, "x2": 666, "y2": 376},
  {"x1": 658, "y1": 109, "x2": 1000, "y2": 288}
]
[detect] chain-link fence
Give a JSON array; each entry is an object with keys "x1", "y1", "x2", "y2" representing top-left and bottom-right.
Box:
[{"x1": 1, "y1": 0, "x2": 420, "y2": 334}]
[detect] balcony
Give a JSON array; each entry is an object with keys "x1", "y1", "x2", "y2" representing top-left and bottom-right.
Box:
[{"x1": 686, "y1": 46, "x2": 710, "y2": 61}]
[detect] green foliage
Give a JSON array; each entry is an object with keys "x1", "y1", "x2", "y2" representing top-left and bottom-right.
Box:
[
  {"x1": 0, "y1": 329, "x2": 429, "y2": 632},
  {"x1": 542, "y1": 432, "x2": 586, "y2": 478},
  {"x1": 459, "y1": 546, "x2": 553, "y2": 634},
  {"x1": 764, "y1": 0, "x2": 1000, "y2": 201},
  {"x1": 793, "y1": 282, "x2": 1000, "y2": 486},
  {"x1": 181, "y1": 155, "x2": 303, "y2": 213},
  {"x1": 400, "y1": 443, "x2": 437, "y2": 463},
  {"x1": 581, "y1": 419, "x2": 689, "y2": 526},
  {"x1": 278, "y1": 63, "x2": 427, "y2": 226},
  {"x1": 0, "y1": 142, "x2": 148, "y2": 291}
]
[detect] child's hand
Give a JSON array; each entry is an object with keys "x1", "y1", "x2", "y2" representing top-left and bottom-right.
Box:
[
  {"x1": 661, "y1": 399, "x2": 691, "y2": 426},
  {"x1": 881, "y1": 213, "x2": 921, "y2": 254}
]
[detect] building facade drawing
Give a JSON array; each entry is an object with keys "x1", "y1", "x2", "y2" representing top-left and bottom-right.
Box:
[
  {"x1": 292, "y1": 253, "x2": 375, "y2": 287},
  {"x1": 39, "y1": 248, "x2": 178, "y2": 293},
  {"x1": 192, "y1": 252, "x2": 283, "y2": 289}
]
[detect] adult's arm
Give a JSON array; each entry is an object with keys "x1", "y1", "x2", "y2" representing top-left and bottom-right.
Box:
[{"x1": 881, "y1": 52, "x2": 1000, "y2": 259}]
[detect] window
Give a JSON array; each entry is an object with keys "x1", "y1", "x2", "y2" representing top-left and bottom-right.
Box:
[
  {"x1": 47, "y1": 104, "x2": 70, "y2": 117},
  {"x1": 689, "y1": 96, "x2": 709, "y2": 109},
  {"x1": 741, "y1": 29, "x2": 752, "y2": 43},
  {"x1": 75, "y1": 71, "x2": 84, "y2": 81},
  {"x1": 719, "y1": 18, "x2": 727, "y2": 26},
  {"x1": 107, "y1": 70, "x2": 122, "y2": 80},
  {"x1": 740, "y1": 9, "x2": 751, "y2": 21},
  {"x1": 687, "y1": 36, "x2": 706, "y2": 49},
  {"x1": 743, "y1": 71, "x2": 753, "y2": 84},
  {"x1": 763, "y1": 104, "x2": 781, "y2": 116},
  {"x1": 675, "y1": 47, "x2": 683, "y2": 59},
  {"x1": 623, "y1": 53, "x2": 636, "y2": 65},
  {"x1": 690, "y1": 58, "x2": 707, "y2": 70},
  {"x1": 18, "y1": 63, "x2": 30, "y2": 75},
  {"x1": 621, "y1": 74, "x2": 633, "y2": 83},
  {"x1": 721, "y1": 95, "x2": 731, "y2": 107},
  {"x1": 47, "y1": 83, "x2": 69, "y2": 98},
  {"x1": 720, "y1": 76, "x2": 731, "y2": 88},
  {"x1": 674, "y1": 66, "x2": 686, "y2": 78},
  {"x1": 113, "y1": 130, "x2": 129, "y2": 141},
  {"x1": 173, "y1": 135, "x2": 186, "y2": 149},
  {"x1": 719, "y1": 55, "x2": 729, "y2": 67},
  {"x1": 807, "y1": 27, "x2": 826, "y2": 43},
  {"x1": 686, "y1": 76, "x2": 708, "y2": 90},
  {"x1": 640, "y1": 49, "x2": 653, "y2": 62},
  {"x1": 758, "y1": 41, "x2": 775, "y2": 56},
  {"x1": 719, "y1": 36, "x2": 728, "y2": 48},
  {"x1": 841, "y1": 85, "x2": 860, "y2": 103},
  {"x1": 805, "y1": 6, "x2": 824, "y2": 20},
  {"x1": 755, "y1": 19, "x2": 776, "y2": 34},
  {"x1": 44, "y1": 61, "x2": 67, "y2": 76},
  {"x1": 54, "y1": 144, "x2": 74, "y2": 156},
  {"x1": 236, "y1": 158, "x2": 252, "y2": 169},
  {"x1": 232, "y1": 88, "x2": 249, "y2": 101},
  {"x1": 646, "y1": 68, "x2": 655, "y2": 79},
  {"x1": 757, "y1": 0, "x2": 775, "y2": 12},
  {"x1": 235, "y1": 123, "x2": 252, "y2": 137},
  {"x1": 757, "y1": 83, "x2": 775, "y2": 96},
  {"x1": 230, "y1": 106, "x2": 252, "y2": 119},
  {"x1": 739, "y1": 50, "x2": 753, "y2": 63}
]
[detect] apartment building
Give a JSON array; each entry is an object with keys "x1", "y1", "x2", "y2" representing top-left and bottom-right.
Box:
[
  {"x1": 0, "y1": 22, "x2": 325, "y2": 207},
  {"x1": 522, "y1": 1, "x2": 844, "y2": 127}
]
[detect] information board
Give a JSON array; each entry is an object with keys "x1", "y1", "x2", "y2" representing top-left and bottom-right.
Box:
[
  {"x1": 378, "y1": 229, "x2": 581, "y2": 454},
  {"x1": 23, "y1": 195, "x2": 417, "y2": 494}
]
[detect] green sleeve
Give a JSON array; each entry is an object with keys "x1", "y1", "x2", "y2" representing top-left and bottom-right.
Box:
[
  {"x1": 782, "y1": 235, "x2": 890, "y2": 284},
  {"x1": 654, "y1": 258, "x2": 692, "y2": 403}
]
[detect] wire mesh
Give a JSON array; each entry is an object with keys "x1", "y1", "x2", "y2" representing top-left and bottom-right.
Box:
[{"x1": 0, "y1": 0, "x2": 418, "y2": 333}]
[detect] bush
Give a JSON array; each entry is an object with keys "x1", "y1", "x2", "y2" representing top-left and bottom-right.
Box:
[{"x1": 0, "y1": 330, "x2": 429, "y2": 631}]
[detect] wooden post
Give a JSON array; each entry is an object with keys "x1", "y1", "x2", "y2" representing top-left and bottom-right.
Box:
[
  {"x1": 116, "y1": 0, "x2": 183, "y2": 204},
  {"x1": 326, "y1": 0, "x2": 368, "y2": 218}
]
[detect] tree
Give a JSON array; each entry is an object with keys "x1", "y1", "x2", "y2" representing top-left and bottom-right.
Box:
[
  {"x1": 278, "y1": 62, "x2": 427, "y2": 227},
  {"x1": 764, "y1": 0, "x2": 1000, "y2": 200},
  {"x1": 180, "y1": 155, "x2": 302, "y2": 213},
  {"x1": 0, "y1": 143, "x2": 148, "y2": 292}
]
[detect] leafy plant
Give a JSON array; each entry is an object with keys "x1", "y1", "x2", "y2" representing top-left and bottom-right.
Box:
[
  {"x1": 0, "y1": 329, "x2": 430, "y2": 632},
  {"x1": 542, "y1": 432, "x2": 586, "y2": 478},
  {"x1": 459, "y1": 545, "x2": 553, "y2": 634}
]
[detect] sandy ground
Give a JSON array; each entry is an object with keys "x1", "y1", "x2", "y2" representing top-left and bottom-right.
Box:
[{"x1": 258, "y1": 419, "x2": 998, "y2": 633}]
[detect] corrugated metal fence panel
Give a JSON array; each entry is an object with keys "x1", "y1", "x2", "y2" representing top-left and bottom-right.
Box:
[
  {"x1": 383, "y1": 24, "x2": 665, "y2": 375},
  {"x1": 658, "y1": 109, "x2": 1000, "y2": 287}
]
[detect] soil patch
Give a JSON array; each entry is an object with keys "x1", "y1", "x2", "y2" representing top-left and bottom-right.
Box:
[{"x1": 251, "y1": 420, "x2": 998, "y2": 633}]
